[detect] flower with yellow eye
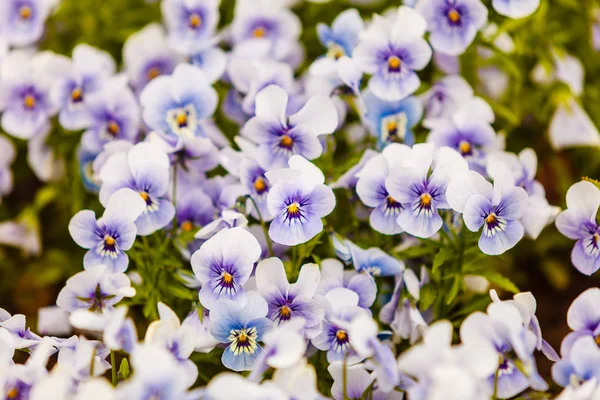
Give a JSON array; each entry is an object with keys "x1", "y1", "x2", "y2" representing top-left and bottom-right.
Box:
[{"x1": 162, "y1": 0, "x2": 220, "y2": 53}]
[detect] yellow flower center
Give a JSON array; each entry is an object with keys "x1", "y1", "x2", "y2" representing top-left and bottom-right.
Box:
[
  {"x1": 252, "y1": 26, "x2": 266, "y2": 38},
  {"x1": 140, "y1": 191, "x2": 149, "y2": 202},
  {"x1": 19, "y1": 5, "x2": 32, "y2": 20},
  {"x1": 595, "y1": 335, "x2": 600, "y2": 346},
  {"x1": 107, "y1": 120, "x2": 120, "y2": 136},
  {"x1": 388, "y1": 56, "x2": 401, "y2": 70},
  {"x1": 254, "y1": 177, "x2": 266, "y2": 193},
  {"x1": 238, "y1": 331, "x2": 248, "y2": 342},
  {"x1": 189, "y1": 13, "x2": 202, "y2": 28},
  {"x1": 71, "y1": 87, "x2": 83, "y2": 102},
  {"x1": 181, "y1": 220, "x2": 193, "y2": 232},
  {"x1": 104, "y1": 236, "x2": 116, "y2": 246},
  {"x1": 336, "y1": 330, "x2": 347, "y2": 341},
  {"x1": 287, "y1": 202, "x2": 300, "y2": 214},
  {"x1": 459, "y1": 140, "x2": 471, "y2": 155},
  {"x1": 280, "y1": 305, "x2": 291, "y2": 318},
  {"x1": 448, "y1": 9, "x2": 461, "y2": 23},
  {"x1": 486, "y1": 213, "x2": 497, "y2": 224},
  {"x1": 147, "y1": 67, "x2": 161, "y2": 81},
  {"x1": 24, "y1": 94, "x2": 36, "y2": 109},
  {"x1": 280, "y1": 135, "x2": 294, "y2": 148},
  {"x1": 222, "y1": 272, "x2": 233, "y2": 284},
  {"x1": 7, "y1": 387, "x2": 18, "y2": 399},
  {"x1": 420, "y1": 193, "x2": 432, "y2": 207},
  {"x1": 387, "y1": 121, "x2": 397, "y2": 133},
  {"x1": 176, "y1": 113, "x2": 188, "y2": 127}
]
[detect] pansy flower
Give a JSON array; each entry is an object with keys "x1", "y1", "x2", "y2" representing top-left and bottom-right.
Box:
[
  {"x1": 0, "y1": 0, "x2": 55, "y2": 47},
  {"x1": 492, "y1": 0, "x2": 540, "y2": 19},
  {"x1": 418, "y1": 75, "x2": 474, "y2": 121},
  {"x1": 99, "y1": 142, "x2": 176, "y2": 236},
  {"x1": 230, "y1": 0, "x2": 302, "y2": 65},
  {"x1": 265, "y1": 155, "x2": 336, "y2": 246},
  {"x1": 241, "y1": 84, "x2": 338, "y2": 170},
  {"x1": 255, "y1": 257, "x2": 324, "y2": 338},
  {"x1": 210, "y1": 292, "x2": 273, "y2": 371},
  {"x1": 312, "y1": 287, "x2": 369, "y2": 363},
  {"x1": 386, "y1": 144, "x2": 469, "y2": 238},
  {"x1": 69, "y1": 188, "x2": 146, "y2": 272},
  {"x1": 0, "y1": 50, "x2": 70, "y2": 139},
  {"x1": 0, "y1": 136, "x2": 16, "y2": 203},
  {"x1": 310, "y1": 9, "x2": 364, "y2": 76},
  {"x1": 161, "y1": 0, "x2": 220, "y2": 54},
  {"x1": 560, "y1": 288, "x2": 600, "y2": 356},
  {"x1": 56, "y1": 264, "x2": 136, "y2": 313},
  {"x1": 190, "y1": 46, "x2": 228, "y2": 83},
  {"x1": 426, "y1": 97, "x2": 500, "y2": 171},
  {"x1": 140, "y1": 64, "x2": 218, "y2": 148},
  {"x1": 355, "y1": 143, "x2": 411, "y2": 235},
  {"x1": 416, "y1": 0, "x2": 488, "y2": 56},
  {"x1": 341, "y1": 238, "x2": 405, "y2": 277},
  {"x1": 447, "y1": 167, "x2": 528, "y2": 255},
  {"x1": 81, "y1": 76, "x2": 140, "y2": 153},
  {"x1": 123, "y1": 24, "x2": 179, "y2": 91},
  {"x1": 317, "y1": 258, "x2": 377, "y2": 310},
  {"x1": 555, "y1": 181, "x2": 600, "y2": 275},
  {"x1": 362, "y1": 89, "x2": 422, "y2": 148},
  {"x1": 0, "y1": 312, "x2": 41, "y2": 350},
  {"x1": 191, "y1": 227, "x2": 261, "y2": 309},
  {"x1": 552, "y1": 335, "x2": 600, "y2": 394},
  {"x1": 353, "y1": 6, "x2": 432, "y2": 101},
  {"x1": 51, "y1": 44, "x2": 116, "y2": 131}
]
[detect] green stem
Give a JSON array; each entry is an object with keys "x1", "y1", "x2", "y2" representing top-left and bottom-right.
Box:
[
  {"x1": 89, "y1": 346, "x2": 97, "y2": 377},
  {"x1": 111, "y1": 350, "x2": 117, "y2": 386},
  {"x1": 248, "y1": 196, "x2": 274, "y2": 257},
  {"x1": 171, "y1": 163, "x2": 178, "y2": 232},
  {"x1": 342, "y1": 351, "x2": 349, "y2": 400},
  {"x1": 492, "y1": 362, "x2": 500, "y2": 399}
]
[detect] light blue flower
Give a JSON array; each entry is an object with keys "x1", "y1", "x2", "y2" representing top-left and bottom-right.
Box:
[
  {"x1": 98, "y1": 142, "x2": 176, "y2": 236},
  {"x1": 123, "y1": 24, "x2": 179, "y2": 91},
  {"x1": 241, "y1": 85, "x2": 338, "y2": 169},
  {"x1": 448, "y1": 167, "x2": 528, "y2": 255},
  {"x1": 0, "y1": 0, "x2": 55, "y2": 47},
  {"x1": 69, "y1": 188, "x2": 146, "y2": 272},
  {"x1": 560, "y1": 288, "x2": 600, "y2": 357},
  {"x1": 386, "y1": 144, "x2": 469, "y2": 238},
  {"x1": 191, "y1": 227, "x2": 262, "y2": 309},
  {"x1": 353, "y1": 6, "x2": 432, "y2": 102},
  {"x1": 51, "y1": 44, "x2": 116, "y2": 131},
  {"x1": 0, "y1": 51, "x2": 70, "y2": 139},
  {"x1": 265, "y1": 156, "x2": 336, "y2": 246},
  {"x1": 312, "y1": 287, "x2": 369, "y2": 363},
  {"x1": 417, "y1": 75, "x2": 473, "y2": 120},
  {"x1": 140, "y1": 64, "x2": 218, "y2": 148},
  {"x1": 341, "y1": 238, "x2": 405, "y2": 277},
  {"x1": 190, "y1": 46, "x2": 227, "y2": 83},
  {"x1": 416, "y1": 0, "x2": 488, "y2": 56},
  {"x1": 555, "y1": 181, "x2": 600, "y2": 275},
  {"x1": 317, "y1": 258, "x2": 377, "y2": 310},
  {"x1": 363, "y1": 90, "x2": 422, "y2": 148},
  {"x1": 255, "y1": 257, "x2": 324, "y2": 339},
  {"x1": 492, "y1": 0, "x2": 540, "y2": 19},
  {"x1": 80, "y1": 76, "x2": 140, "y2": 153},
  {"x1": 210, "y1": 292, "x2": 273, "y2": 371},
  {"x1": 553, "y1": 335, "x2": 600, "y2": 392},
  {"x1": 162, "y1": 0, "x2": 220, "y2": 54}
]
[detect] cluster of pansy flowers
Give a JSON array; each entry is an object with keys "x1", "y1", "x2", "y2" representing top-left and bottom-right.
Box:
[{"x1": 1, "y1": 0, "x2": 600, "y2": 399}]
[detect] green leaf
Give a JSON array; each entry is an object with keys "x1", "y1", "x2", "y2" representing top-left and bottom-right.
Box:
[
  {"x1": 446, "y1": 276, "x2": 462, "y2": 305},
  {"x1": 419, "y1": 284, "x2": 437, "y2": 311},
  {"x1": 478, "y1": 272, "x2": 519, "y2": 293},
  {"x1": 432, "y1": 248, "x2": 454, "y2": 275},
  {"x1": 118, "y1": 358, "x2": 130, "y2": 380}
]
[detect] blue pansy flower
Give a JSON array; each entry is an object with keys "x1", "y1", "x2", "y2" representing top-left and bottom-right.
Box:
[
  {"x1": 416, "y1": 0, "x2": 488, "y2": 56},
  {"x1": 560, "y1": 288, "x2": 600, "y2": 357},
  {"x1": 353, "y1": 6, "x2": 432, "y2": 102},
  {"x1": 341, "y1": 238, "x2": 405, "y2": 277},
  {"x1": 191, "y1": 227, "x2": 262, "y2": 309},
  {"x1": 0, "y1": 0, "x2": 55, "y2": 47},
  {"x1": 51, "y1": 44, "x2": 116, "y2": 131},
  {"x1": 555, "y1": 181, "x2": 600, "y2": 275},
  {"x1": 447, "y1": 167, "x2": 528, "y2": 255},
  {"x1": 553, "y1": 336, "x2": 600, "y2": 392},
  {"x1": 69, "y1": 188, "x2": 146, "y2": 272},
  {"x1": 265, "y1": 156, "x2": 336, "y2": 246},
  {"x1": 493, "y1": 0, "x2": 540, "y2": 19},
  {"x1": 140, "y1": 64, "x2": 218, "y2": 148},
  {"x1": 310, "y1": 9, "x2": 364, "y2": 76},
  {"x1": 255, "y1": 257, "x2": 325, "y2": 339},
  {"x1": 123, "y1": 24, "x2": 179, "y2": 92},
  {"x1": 241, "y1": 85, "x2": 338, "y2": 170},
  {"x1": 81, "y1": 76, "x2": 140, "y2": 153},
  {"x1": 161, "y1": 0, "x2": 220, "y2": 54},
  {"x1": 0, "y1": 50, "x2": 70, "y2": 139},
  {"x1": 317, "y1": 258, "x2": 377, "y2": 310},
  {"x1": 210, "y1": 292, "x2": 273, "y2": 371},
  {"x1": 363, "y1": 89, "x2": 422, "y2": 148},
  {"x1": 190, "y1": 46, "x2": 227, "y2": 83},
  {"x1": 385, "y1": 144, "x2": 469, "y2": 238},
  {"x1": 98, "y1": 142, "x2": 176, "y2": 236}
]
